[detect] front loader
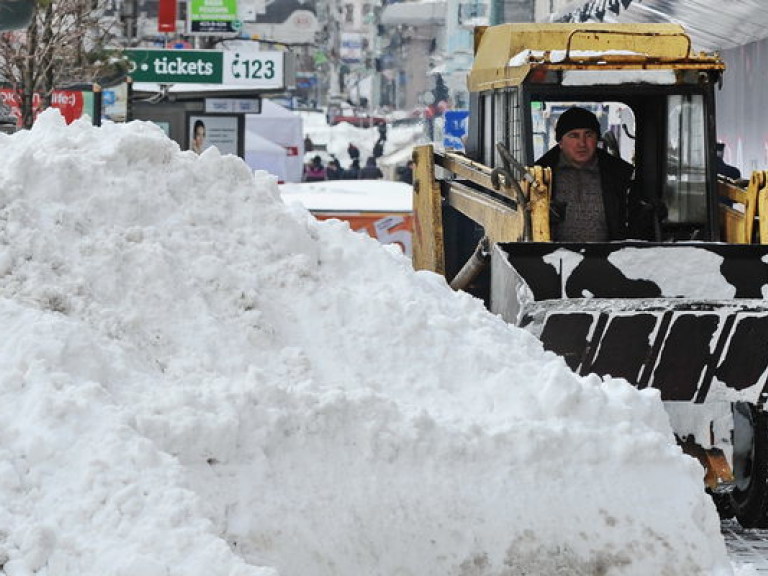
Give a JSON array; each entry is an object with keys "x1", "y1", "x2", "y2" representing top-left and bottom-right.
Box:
[{"x1": 412, "y1": 22, "x2": 768, "y2": 527}]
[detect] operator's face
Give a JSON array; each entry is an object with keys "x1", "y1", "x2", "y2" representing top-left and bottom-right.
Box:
[{"x1": 559, "y1": 128, "x2": 598, "y2": 167}]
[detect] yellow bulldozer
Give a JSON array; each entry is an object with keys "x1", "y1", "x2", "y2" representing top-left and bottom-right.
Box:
[{"x1": 412, "y1": 22, "x2": 768, "y2": 527}]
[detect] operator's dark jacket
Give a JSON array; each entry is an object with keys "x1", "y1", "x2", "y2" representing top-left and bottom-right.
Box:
[{"x1": 535, "y1": 146, "x2": 635, "y2": 240}]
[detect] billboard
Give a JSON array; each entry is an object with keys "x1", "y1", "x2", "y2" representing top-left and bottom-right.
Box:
[
  {"x1": 157, "y1": 0, "x2": 177, "y2": 32},
  {"x1": 340, "y1": 33, "x2": 364, "y2": 64},
  {"x1": 187, "y1": 0, "x2": 240, "y2": 35},
  {"x1": 188, "y1": 114, "x2": 243, "y2": 156},
  {"x1": 102, "y1": 83, "x2": 129, "y2": 123},
  {"x1": 0, "y1": 88, "x2": 92, "y2": 126}
]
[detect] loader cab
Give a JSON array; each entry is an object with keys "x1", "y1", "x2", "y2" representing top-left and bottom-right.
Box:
[
  {"x1": 466, "y1": 83, "x2": 721, "y2": 242},
  {"x1": 463, "y1": 21, "x2": 726, "y2": 243}
]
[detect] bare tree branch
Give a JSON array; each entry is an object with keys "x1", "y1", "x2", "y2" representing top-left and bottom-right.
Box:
[{"x1": 0, "y1": 0, "x2": 127, "y2": 128}]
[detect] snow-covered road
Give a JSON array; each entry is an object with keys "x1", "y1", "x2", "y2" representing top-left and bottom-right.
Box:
[{"x1": 724, "y1": 520, "x2": 768, "y2": 573}]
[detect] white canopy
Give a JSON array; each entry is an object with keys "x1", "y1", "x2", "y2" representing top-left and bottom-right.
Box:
[
  {"x1": 244, "y1": 131, "x2": 288, "y2": 183},
  {"x1": 552, "y1": 0, "x2": 768, "y2": 51},
  {"x1": 246, "y1": 99, "x2": 304, "y2": 183}
]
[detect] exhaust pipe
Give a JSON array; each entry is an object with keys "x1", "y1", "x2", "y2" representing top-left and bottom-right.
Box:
[{"x1": 450, "y1": 236, "x2": 490, "y2": 291}]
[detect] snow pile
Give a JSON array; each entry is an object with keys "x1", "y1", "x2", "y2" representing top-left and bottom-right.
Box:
[
  {"x1": 0, "y1": 110, "x2": 733, "y2": 575},
  {"x1": 508, "y1": 49, "x2": 648, "y2": 66},
  {"x1": 298, "y1": 109, "x2": 425, "y2": 171}
]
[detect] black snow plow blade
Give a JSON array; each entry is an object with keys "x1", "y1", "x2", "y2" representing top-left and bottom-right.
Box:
[{"x1": 491, "y1": 242, "x2": 768, "y2": 405}]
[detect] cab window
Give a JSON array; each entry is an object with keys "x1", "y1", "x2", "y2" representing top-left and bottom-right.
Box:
[
  {"x1": 530, "y1": 101, "x2": 635, "y2": 166},
  {"x1": 665, "y1": 94, "x2": 708, "y2": 227}
]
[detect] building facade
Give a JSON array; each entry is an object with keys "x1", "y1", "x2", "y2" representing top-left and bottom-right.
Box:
[{"x1": 101, "y1": 0, "x2": 555, "y2": 112}]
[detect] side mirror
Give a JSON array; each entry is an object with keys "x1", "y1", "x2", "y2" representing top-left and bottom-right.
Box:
[
  {"x1": 619, "y1": 107, "x2": 636, "y2": 140},
  {"x1": 602, "y1": 131, "x2": 620, "y2": 158},
  {"x1": 0, "y1": 0, "x2": 35, "y2": 31}
]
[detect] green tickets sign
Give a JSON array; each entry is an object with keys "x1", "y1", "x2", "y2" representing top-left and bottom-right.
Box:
[
  {"x1": 126, "y1": 49, "x2": 285, "y2": 89},
  {"x1": 126, "y1": 50, "x2": 223, "y2": 83}
]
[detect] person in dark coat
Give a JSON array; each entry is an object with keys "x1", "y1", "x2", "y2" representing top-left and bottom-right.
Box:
[
  {"x1": 347, "y1": 142, "x2": 360, "y2": 162},
  {"x1": 343, "y1": 158, "x2": 360, "y2": 180},
  {"x1": 303, "y1": 155, "x2": 326, "y2": 182},
  {"x1": 535, "y1": 106, "x2": 635, "y2": 242},
  {"x1": 377, "y1": 122, "x2": 388, "y2": 142},
  {"x1": 397, "y1": 160, "x2": 414, "y2": 184},
  {"x1": 359, "y1": 156, "x2": 383, "y2": 179},
  {"x1": 326, "y1": 158, "x2": 342, "y2": 180},
  {"x1": 716, "y1": 142, "x2": 741, "y2": 180},
  {"x1": 372, "y1": 138, "x2": 384, "y2": 159}
]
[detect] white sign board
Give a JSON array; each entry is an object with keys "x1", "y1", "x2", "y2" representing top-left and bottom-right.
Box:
[
  {"x1": 223, "y1": 50, "x2": 284, "y2": 89},
  {"x1": 206, "y1": 98, "x2": 262, "y2": 113}
]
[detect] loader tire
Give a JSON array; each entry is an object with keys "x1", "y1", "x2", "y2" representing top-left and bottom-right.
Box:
[
  {"x1": 730, "y1": 405, "x2": 768, "y2": 528},
  {"x1": 709, "y1": 489, "x2": 734, "y2": 520}
]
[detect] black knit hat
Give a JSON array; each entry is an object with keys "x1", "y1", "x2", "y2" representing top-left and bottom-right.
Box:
[{"x1": 555, "y1": 107, "x2": 601, "y2": 141}]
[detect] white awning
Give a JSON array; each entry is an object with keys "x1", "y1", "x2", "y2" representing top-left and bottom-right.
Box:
[
  {"x1": 550, "y1": 0, "x2": 768, "y2": 52},
  {"x1": 381, "y1": 1, "x2": 446, "y2": 26}
]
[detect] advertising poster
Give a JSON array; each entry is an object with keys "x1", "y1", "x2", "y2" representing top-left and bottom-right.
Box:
[
  {"x1": 102, "y1": 83, "x2": 129, "y2": 123},
  {"x1": 187, "y1": 0, "x2": 240, "y2": 34},
  {"x1": 313, "y1": 213, "x2": 413, "y2": 257},
  {"x1": 188, "y1": 114, "x2": 240, "y2": 156},
  {"x1": 157, "y1": 0, "x2": 177, "y2": 32},
  {"x1": 0, "y1": 88, "x2": 88, "y2": 126},
  {"x1": 340, "y1": 32, "x2": 364, "y2": 64}
]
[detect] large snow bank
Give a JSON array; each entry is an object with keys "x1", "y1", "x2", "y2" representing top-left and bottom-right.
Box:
[{"x1": 0, "y1": 110, "x2": 731, "y2": 575}]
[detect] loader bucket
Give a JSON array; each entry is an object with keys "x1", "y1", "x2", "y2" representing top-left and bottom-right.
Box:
[{"x1": 490, "y1": 242, "x2": 768, "y2": 404}]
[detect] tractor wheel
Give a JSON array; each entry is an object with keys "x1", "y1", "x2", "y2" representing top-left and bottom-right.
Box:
[
  {"x1": 709, "y1": 489, "x2": 734, "y2": 520},
  {"x1": 730, "y1": 403, "x2": 768, "y2": 528}
]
